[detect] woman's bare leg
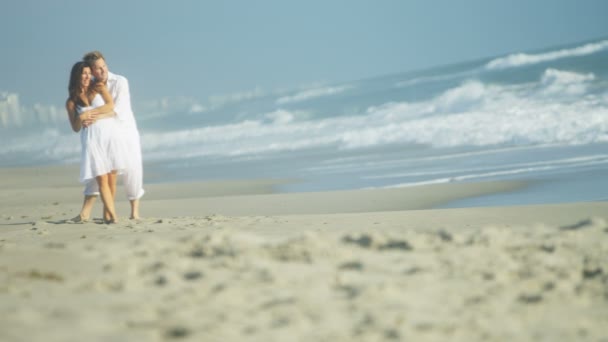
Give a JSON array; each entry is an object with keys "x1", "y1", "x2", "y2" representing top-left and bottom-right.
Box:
[
  {"x1": 96, "y1": 174, "x2": 117, "y2": 223},
  {"x1": 103, "y1": 171, "x2": 118, "y2": 221},
  {"x1": 103, "y1": 206, "x2": 111, "y2": 222},
  {"x1": 109, "y1": 171, "x2": 117, "y2": 198}
]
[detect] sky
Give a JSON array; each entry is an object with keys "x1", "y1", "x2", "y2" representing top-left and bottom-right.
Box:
[{"x1": 1, "y1": 0, "x2": 607, "y2": 109}]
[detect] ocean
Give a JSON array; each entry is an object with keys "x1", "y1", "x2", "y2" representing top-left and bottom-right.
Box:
[{"x1": 2, "y1": 38, "x2": 608, "y2": 208}]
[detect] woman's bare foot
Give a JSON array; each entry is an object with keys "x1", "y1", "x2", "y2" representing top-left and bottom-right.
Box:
[
  {"x1": 103, "y1": 210, "x2": 118, "y2": 224},
  {"x1": 69, "y1": 214, "x2": 89, "y2": 223},
  {"x1": 103, "y1": 207, "x2": 112, "y2": 222}
]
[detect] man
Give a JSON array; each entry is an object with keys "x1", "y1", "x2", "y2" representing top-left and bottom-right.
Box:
[{"x1": 76, "y1": 51, "x2": 144, "y2": 220}]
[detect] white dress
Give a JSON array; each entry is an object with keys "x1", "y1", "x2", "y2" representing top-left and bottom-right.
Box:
[
  {"x1": 77, "y1": 94, "x2": 127, "y2": 182},
  {"x1": 82, "y1": 73, "x2": 145, "y2": 200}
]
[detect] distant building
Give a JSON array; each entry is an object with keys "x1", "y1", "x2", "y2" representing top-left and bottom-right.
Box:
[
  {"x1": 0, "y1": 92, "x2": 22, "y2": 127},
  {"x1": 0, "y1": 92, "x2": 62, "y2": 129}
]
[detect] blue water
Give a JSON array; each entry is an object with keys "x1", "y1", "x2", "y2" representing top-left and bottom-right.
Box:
[{"x1": 2, "y1": 38, "x2": 608, "y2": 208}]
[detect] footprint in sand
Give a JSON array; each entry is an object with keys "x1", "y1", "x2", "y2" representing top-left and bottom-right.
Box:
[
  {"x1": 164, "y1": 326, "x2": 190, "y2": 339},
  {"x1": 342, "y1": 233, "x2": 413, "y2": 251},
  {"x1": 338, "y1": 261, "x2": 364, "y2": 271},
  {"x1": 183, "y1": 271, "x2": 204, "y2": 281}
]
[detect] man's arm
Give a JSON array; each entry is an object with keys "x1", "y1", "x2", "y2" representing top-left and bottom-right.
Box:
[
  {"x1": 80, "y1": 83, "x2": 115, "y2": 127},
  {"x1": 92, "y1": 111, "x2": 116, "y2": 120},
  {"x1": 112, "y1": 76, "x2": 133, "y2": 122},
  {"x1": 85, "y1": 83, "x2": 117, "y2": 124},
  {"x1": 88, "y1": 83, "x2": 114, "y2": 116}
]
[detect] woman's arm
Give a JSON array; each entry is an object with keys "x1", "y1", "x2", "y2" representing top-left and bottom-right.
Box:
[{"x1": 65, "y1": 99, "x2": 82, "y2": 132}]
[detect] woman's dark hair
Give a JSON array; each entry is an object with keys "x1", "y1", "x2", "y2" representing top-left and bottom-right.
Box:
[{"x1": 68, "y1": 61, "x2": 89, "y2": 105}]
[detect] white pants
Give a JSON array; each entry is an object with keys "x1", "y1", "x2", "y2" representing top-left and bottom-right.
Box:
[{"x1": 84, "y1": 125, "x2": 144, "y2": 201}]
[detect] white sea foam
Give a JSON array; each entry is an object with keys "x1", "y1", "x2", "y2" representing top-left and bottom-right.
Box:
[
  {"x1": 539, "y1": 68, "x2": 595, "y2": 96},
  {"x1": 208, "y1": 87, "x2": 266, "y2": 107},
  {"x1": 136, "y1": 96, "x2": 208, "y2": 121},
  {"x1": 264, "y1": 109, "x2": 310, "y2": 125},
  {"x1": 136, "y1": 69, "x2": 607, "y2": 162},
  {"x1": 383, "y1": 156, "x2": 608, "y2": 188},
  {"x1": 363, "y1": 155, "x2": 608, "y2": 180},
  {"x1": 485, "y1": 40, "x2": 608, "y2": 70},
  {"x1": 337, "y1": 72, "x2": 606, "y2": 149},
  {"x1": 276, "y1": 85, "x2": 352, "y2": 105},
  {"x1": 395, "y1": 70, "x2": 476, "y2": 88},
  {"x1": 434, "y1": 80, "x2": 487, "y2": 112},
  {"x1": 0, "y1": 128, "x2": 79, "y2": 165},
  {"x1": 305, "y1": 145, "x2": 554, "y2": 174}
]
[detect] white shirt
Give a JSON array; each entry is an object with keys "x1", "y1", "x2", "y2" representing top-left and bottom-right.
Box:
[{"x1": 106, "y1": 71, "x2": 137, "y2": 129}]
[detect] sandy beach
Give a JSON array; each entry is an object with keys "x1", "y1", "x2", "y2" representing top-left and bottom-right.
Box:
[{"x1": 0, "y1": 164, "x2": 607, "y2": 341}]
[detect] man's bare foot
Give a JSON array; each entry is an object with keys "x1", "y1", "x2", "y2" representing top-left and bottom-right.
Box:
[{"x1": 129, "y1": 199, "x2": 140, "y2": 221}]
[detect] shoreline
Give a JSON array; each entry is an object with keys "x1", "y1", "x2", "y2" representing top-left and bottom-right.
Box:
[{"x1": 0, "y1": 163, "x2": 534, "y2": 217}]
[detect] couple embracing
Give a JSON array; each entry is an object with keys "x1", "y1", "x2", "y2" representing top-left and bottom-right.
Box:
[{"x1": 66, "y1": 51, "x2": 144, "y2": 223}]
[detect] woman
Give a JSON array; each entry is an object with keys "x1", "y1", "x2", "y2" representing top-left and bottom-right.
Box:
[{"x1": 66, "y1": 61, "x2": 126, "y2": 223}]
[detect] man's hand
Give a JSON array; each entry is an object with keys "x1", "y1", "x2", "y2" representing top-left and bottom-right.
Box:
[
  {"x1": 94, "y1": 82, "x2": 106, "y2": 92},
  {"x1": 80, "y1": 112, "x2": 97, "y2": 128}
]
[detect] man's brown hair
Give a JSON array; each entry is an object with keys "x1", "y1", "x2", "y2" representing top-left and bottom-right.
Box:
[{"x1": 83, "y1": 51, "x2": 105, "y2": 67}]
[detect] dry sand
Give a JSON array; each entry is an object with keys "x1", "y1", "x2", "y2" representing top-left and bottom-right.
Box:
[{"x1": 0, "y1": 164, "x2": 607, "y2": 341}]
